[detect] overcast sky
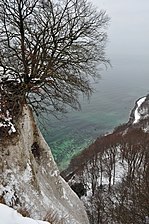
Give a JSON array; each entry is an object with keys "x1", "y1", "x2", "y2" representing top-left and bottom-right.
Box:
[{"x1": 90, "y1": 0, "x2": 149, "y2": 59}]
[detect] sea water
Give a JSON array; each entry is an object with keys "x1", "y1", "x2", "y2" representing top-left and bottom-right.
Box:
[{"x1": 41, "y1": 0, "x2": 149, "y2": 170}]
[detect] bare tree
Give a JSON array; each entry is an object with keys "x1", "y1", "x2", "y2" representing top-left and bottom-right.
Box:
[{"x1": 0, "y1": 0, "x2": 109, "y2": 119}]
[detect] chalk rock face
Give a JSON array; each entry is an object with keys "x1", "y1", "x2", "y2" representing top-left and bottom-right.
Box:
[{"x1": 0, "y1": 105, "x2": 89, "y2": 224}]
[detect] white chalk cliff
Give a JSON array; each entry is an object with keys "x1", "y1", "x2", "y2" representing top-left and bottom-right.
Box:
[{"x1": 0, "y1": 105, "x2": 89, "y2": 224}]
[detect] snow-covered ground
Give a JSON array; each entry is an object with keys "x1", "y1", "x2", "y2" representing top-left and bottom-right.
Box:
[{"x1": 0, "y1": 204, "x2": 50, "y2": 224}]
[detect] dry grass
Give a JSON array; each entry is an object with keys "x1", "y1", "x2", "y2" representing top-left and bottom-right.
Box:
[
  {"x1": 0, "y1": 196, "x2": 6, "y2": 204},
  {"x1": 44, "y1": 210, "x2": 68, "y2": 224},
  {"x1": 17, "y1": 207, "x2": 30, "y2": 217}
]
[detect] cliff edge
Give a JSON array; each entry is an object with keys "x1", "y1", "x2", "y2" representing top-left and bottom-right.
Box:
[{"x1": 0, "y1": 105, "x2": 89, "y2": 224}]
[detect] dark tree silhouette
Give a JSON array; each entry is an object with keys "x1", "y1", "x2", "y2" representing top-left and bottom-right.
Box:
[
  {"x1": 0, "y1": 0, "x2": 109, "y2": 119},
  {"x1": 63, "y1": 127, "x2": 149, "y2": 224}
]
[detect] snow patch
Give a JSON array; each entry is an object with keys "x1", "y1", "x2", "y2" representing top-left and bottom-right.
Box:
[
  {"x1": 23, "y1": 163, "x2": 32, "y2": 183},
  {"x1": 0, "y1": 109, "x2": 16, "y2": 134},
  {"x1": 50, "y1": 169, "x2": 59, "y2": 177},
  {"x1": 0, "y1": 166, "x2": 33, "y2": 206},
  {"x1": 0, "y1": 203, "x2": 50, "y2": 224},
  {"x1": 0, "y1": 170, "x2": 18, "y2": 205}
]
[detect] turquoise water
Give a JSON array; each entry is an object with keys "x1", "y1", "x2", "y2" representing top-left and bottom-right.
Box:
[{"x1": 41, "y1": 0, "x2": 149, "y2": 170}]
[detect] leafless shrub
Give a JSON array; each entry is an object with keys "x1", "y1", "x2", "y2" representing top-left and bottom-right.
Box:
[{"x1": 44, "y1": 209, "x2": 68, "y2": 224}]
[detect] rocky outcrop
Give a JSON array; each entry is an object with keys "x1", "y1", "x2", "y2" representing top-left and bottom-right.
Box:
[{"x1": 0, "y1": 105, "x2": 89, "y2": 224}]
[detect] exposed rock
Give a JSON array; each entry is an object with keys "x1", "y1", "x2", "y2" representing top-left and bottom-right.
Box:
[{"x1": 0, "y1": 105, "x2": 89, "y2": 224}]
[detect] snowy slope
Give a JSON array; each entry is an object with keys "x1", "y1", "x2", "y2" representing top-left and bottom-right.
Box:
[{"x1": 0, "y1": 204, "x2": 50, "y2": 224}]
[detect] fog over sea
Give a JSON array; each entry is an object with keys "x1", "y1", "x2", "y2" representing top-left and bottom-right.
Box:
[{"x1": 41, "y1": 0, "x2": 149, "y2": 170}]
